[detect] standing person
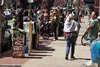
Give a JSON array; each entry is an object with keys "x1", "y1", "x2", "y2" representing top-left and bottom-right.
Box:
[
  {"x1": 16, "y1": 9, "x2": 23, "y2": 29},
  {"x1": 64, "y1": 11, "x2": 72, "y2": 39},
  {"x1": 72, "y1": 11, "x2": 81, "y2": 39},
  {"x1": 3, "y1": 16, "x2": 8, "y2": 30},
  {"x1": 64, "y1": 14, "x2": 78, "y2": 60},
  {"x1": 12, "y1": 16, "x2": 17, "y2": 28},
  {"x1": 23, "y1": 10, "x2": 28, "y2": 22},
  {"x1": 84, "y1": 11, "x2": 99, "y2": 66},
  {"x1": 52, "y1": 9, "x2": 59, "y2": 40},
  {"x1": 43, "y1": 9, "x2": 48, "y2": 23}
]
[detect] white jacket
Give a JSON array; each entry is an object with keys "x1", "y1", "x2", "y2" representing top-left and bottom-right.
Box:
[{"x1": 63, "y1": 17, "x2": 78, "y2": 32}]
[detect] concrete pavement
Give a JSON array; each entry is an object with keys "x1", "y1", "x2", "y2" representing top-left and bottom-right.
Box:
[
  {"x1": 22, "y1": 37, "x2": 91, "y2": 67},
  {"x1": 22, "y1": 16, "x2": 96, "y2": 67}
]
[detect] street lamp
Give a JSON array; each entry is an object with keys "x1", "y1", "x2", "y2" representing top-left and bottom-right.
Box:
[
  {"x1": 48, "y1": 0, "x2": 50, "y2": 22},
  {"x1": 78, "y1": 0, "x2": 80, "y2": 16}
]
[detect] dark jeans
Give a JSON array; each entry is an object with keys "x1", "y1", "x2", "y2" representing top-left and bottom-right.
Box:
[
  {"x1": 66, "y1": 33, "x2": 77, "y2": 57},
  {"x1": 53, "y1": 25, "x2": 58, "y2": 40}
]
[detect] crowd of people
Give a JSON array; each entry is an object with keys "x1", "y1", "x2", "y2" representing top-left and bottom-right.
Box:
[
  {"x1": 2, "y1": 5, "x2": 100, "y2": 66},
  {"x1": 10, "y1": 7, "x2": 66, "y2": 40}
]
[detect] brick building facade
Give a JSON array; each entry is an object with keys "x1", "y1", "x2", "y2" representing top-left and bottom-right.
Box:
[
  {"x1": 54, "y1": 0, "x2": 67, "y2": 7},
  {"x1": 94, "y1": 0, "x2": 100, "y2": 15}
]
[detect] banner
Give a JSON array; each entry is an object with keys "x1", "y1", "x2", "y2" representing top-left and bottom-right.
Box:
[{"x1": 13, "y1": 28, "x2": 24, "y2": 58}]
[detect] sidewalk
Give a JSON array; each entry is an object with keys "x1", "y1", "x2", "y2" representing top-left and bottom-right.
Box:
[
  {"x1": 22, "y1": 16, "x2": 94, "y2": 67},
  {"x1": 22, "y1": 37, "x2": 91, "y2": 67}
]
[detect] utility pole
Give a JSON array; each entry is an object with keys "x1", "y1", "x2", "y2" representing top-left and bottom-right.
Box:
[
  {"x1": 48, "y1": 0, "x2": 50, "y2": 22},
  {"x1": 0, "y1": 8, "x2": 2, "y2": 57},
  {"x1": 78, "y1": 0, "x2": 80, "y2": 16},
  {"x1": 28, "y1": 0, "x2": 33, "y2": 55}
]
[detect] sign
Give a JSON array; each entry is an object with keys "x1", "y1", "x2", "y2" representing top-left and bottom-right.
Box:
[
  {"x1": 28, "y1": 0, "x2": 34, "y2": 3},
  {"x1": 23, "y1": 22, "x2": 35, "y2": 34},
  {"x1": 13, "y1": 29, "x2": 24, "y2": 58},
  {"x1": 13, "y1": 45, "x2": 24, "y2": 57}
]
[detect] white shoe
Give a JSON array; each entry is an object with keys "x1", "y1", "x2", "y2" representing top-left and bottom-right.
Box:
[
  {"x1": 84, "y1": 60, "x2": 95, "y2": 67},
  {"x1": 53, "y1": 39, "x2": 55, "y2": 41}
]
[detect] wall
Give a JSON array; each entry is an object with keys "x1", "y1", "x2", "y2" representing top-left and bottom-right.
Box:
[
  {"x1": 94, "y1": 0, "x2": 99, "y2": 14},
  {"x1": 54, "y1": 0, "x2": 66, "y2": 7}
]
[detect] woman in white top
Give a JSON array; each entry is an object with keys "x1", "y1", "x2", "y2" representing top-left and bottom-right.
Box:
[{"x1": 64, "y1": 14, "x2": 78, "y2": 60}]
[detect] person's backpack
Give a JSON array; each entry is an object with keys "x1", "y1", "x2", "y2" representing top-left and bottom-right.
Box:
[{"x1": 91, "y1": 40, "x2": 100, "y2": 63}]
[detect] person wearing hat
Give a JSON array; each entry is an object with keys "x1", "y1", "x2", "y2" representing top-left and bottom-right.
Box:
[{"x1": 64, "y1": 14, "x2": 78, "y2": 60}]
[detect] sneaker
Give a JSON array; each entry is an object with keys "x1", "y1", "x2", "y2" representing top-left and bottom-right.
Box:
[
  {"x1": 70, "y1": 56, "x2": 76, "y2": 60},
  {"x1": 53, "y1": 39, "x2": 56, "y2": 41},
  {"x1": 71, "y1": 56, "x2": 75, "y2": 59},
  {"x1": 65, "y1": 54, "x2": 68, "y2": 60},
  {"x1": 65, "y1": 56, "x2": 68, "y2": 60},
  {"x1": 84, "y1": 60, "x2": 94, "y2": 66}
]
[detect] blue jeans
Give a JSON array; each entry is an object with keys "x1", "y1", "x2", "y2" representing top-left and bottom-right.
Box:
[
  {"x1": 66, "y1": 33, "x2": 77, "y2": 57},
  {"x1": 89, "y1": 39, "x2": 94, "y2": 45}
]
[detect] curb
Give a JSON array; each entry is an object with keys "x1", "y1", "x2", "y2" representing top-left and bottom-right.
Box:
[{"x1": 0, "y1": 64, "x2": 22, "y2": 67}]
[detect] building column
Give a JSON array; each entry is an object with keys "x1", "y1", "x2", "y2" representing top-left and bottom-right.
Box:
[{"x1": 0, "y1": 0, "x2": 4, "y2": 57}]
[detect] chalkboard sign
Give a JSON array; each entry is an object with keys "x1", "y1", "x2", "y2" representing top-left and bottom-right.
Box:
[{"x1": 12, "y1": 28, "x2": 24, "y2": 58}]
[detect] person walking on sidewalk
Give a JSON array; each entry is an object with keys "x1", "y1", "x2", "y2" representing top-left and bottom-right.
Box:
[{"x1": 64, "y1": 14, "x2": 78, "y2": 60}]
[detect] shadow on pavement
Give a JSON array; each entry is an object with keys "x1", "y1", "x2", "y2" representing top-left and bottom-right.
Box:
[
  {"x1": 1, "y1": 38, "x2": 54, "y2": 59},
  {"x1": 29, "y1": 54, "x2": 52, "y2": 57},
  {"x1": 24, "y1": 39, "x2": 55, "y2": 59},
  {"x1": 38, "y1": 45, "x2": 55, "y2": 51},
  {"x1": 71, "y1": 58, "x2": 91, "y2": 61},
  {"x1": 57, "y1": 39, "x2": 66, "y2": 41},
  {"x1": 22, "y1": 56, "x2": 43, "y2": 59},
  {"x1": 22, "y1": 45, "x2": 54, "y2": 59},
  {"x1": 1, "y1": 50, "x2": 12, "y2": 58},
  {"x1": 39, "y1": 39, "x2": 53, "y2": 45},
  {"x1": 31, "y1": 51, "x2": 52, "y2": 53}
]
